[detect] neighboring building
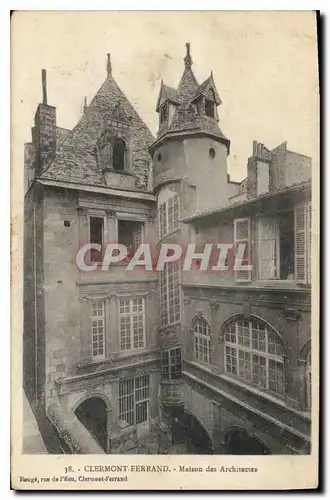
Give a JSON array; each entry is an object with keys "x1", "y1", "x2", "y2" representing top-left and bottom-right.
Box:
[{"x1": 24, "y1": 45, "x2": 312, "y2": 455}]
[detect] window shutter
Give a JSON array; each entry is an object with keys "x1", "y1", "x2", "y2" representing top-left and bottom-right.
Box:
[
  {"x1": 294, "y1": 203, "x2": 307, "y2": 283},
  {"x1": 307, "y1": 202, "x2": 312, "y2": 284},
  {"x1": 234, "y1": 218, "x2": 251, "y2": 282},
  {"x1": 258, "y1": 218, "x2": 278, "y2": 279}
]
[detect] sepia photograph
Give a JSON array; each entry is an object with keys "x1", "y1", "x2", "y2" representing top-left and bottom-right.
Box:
[{"x1": 11, "y1": 9, "x2": 319, "y2": 490}]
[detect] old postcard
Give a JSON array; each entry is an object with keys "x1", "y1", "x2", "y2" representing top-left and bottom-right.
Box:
[{"x1": 11, "y1": 10, "x2": 319, "y2": 490}]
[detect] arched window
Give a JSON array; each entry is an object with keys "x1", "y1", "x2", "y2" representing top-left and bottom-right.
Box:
[
  {"x1": 224, "y1": 316, "x2": 285, "y2": 395},
  {"x1": 193, "y1": 317, "x2": 211, "y2": 365},
  {"x1": 306, "y1": 348, "x2": 311, "y2": 409},
  {"x1": 113, "y1": 138, "x2": 126, "y2": 171}
]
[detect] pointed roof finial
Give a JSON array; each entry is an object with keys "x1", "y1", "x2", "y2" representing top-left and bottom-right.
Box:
[
  {"x1": 107, "y1": 53, "x2": 112, "y2": 76},
  {"x1": 184, "y1": 42, "x2": 192, "y2": 69},
  {"x1": 83, "y1": 96, "x2": 88, "y2": 113},
  {"x1": 41, "y1": 69, "x2": 47, "y2": 104}
]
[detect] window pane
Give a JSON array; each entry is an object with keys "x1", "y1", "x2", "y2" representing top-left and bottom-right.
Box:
[
  {"x1": 224, "y1": 317, "x2": 284, "y2": 396},
  {"x1": 269, "y1": 359, "x2": 284, "y2": 394},
  {"x1": 91, "y1": 300, "x2": 105, "y2": 357},
  {"x1": 136, "y1": 401, "x2": 148, "y2": 424},
  {"x1": 119, "y1": 298, "x2": 145, "y2": 351},
  {"x1": 225, "y1": 345, "x2": 237, "y2": 374},
  {"x1": 238, "y1": 349, "x2": 251, "y2": 381},
  {"x1": 194, "y1": 318, "x2": 211, "y2": 365}
]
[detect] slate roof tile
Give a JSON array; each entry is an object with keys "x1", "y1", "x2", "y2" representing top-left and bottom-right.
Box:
[{"x1": 41, "y1": 74, "x2": 155, "y2": 191}]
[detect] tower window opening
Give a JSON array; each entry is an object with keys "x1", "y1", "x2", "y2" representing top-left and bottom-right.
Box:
[
  {"x1": 160, "y1": 103, "x2": 169, "y2": 124},
  {"x1": 205, "y1": 99, "x2": 215, "y2": 118},
  {"x1": 209, "y1": 148, "x2": 216, "y2": 159},
  {"x1": 113, "y1": 138, "x2": 126, "y2": 171}
]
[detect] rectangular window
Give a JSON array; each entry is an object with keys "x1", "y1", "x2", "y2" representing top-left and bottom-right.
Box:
[
  {"x1": 160, "y1": 262, "x2": 181, "y2": 327},
  {"x1": 234, "y1": 218, "x2": 251, "y2": 282},
  {"x1": 119, "y1": 297, "x2": 145, "y2": 351},
  {"x1": 159, "y1": 194, "x2": 180, "y2": 238},
  {"x1": 117, "y1": 220, "x2": 143, "y2": 258},
  {"x1": 161, "y1": 347, "x2": 182, "y2": 381},
  {"x1": 91, "y1": 300, "x2": 105, "y2": 359},
  {"x1": 258, "y1": 210, "x2": 306, "y2": 282},
  {"x1": 160, "y1": 103, "x2": 169, "y2": 124},
  {"x1": 205, "y1": 99, "x2": 215, "y2": 118},
  {"x1": 225, "y1": 345, "x2": 237, "y2": 375},
  {"x1": 89, "y1": 217, "x2": 104, "y2": 262},
  {"x1": 258, "y1": 217, "x2": 279, "y2": 279},
  {"x1": 119, "y1": 375, "x2": 150, "y2": 426}
]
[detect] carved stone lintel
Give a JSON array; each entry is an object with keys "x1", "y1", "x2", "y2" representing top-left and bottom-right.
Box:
[{"x1": 78, "y1": 295, "x2": 89, "y2": 303}]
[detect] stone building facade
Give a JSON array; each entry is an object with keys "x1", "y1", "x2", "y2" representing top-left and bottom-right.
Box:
[{"x1": 24, "y1": 45, "x2": 312, "y2": 454}]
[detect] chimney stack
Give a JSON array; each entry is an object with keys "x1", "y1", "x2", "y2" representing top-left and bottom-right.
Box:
[{"x1": 33, "y1": 69, "x2": 57, "y2": 176}]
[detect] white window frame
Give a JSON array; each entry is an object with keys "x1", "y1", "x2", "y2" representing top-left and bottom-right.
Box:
[
  {"x1": 161, "y1": 347, "x2": 182, "y2": 381},
  {"x1": 193, "y1": 317, "x2": 212, "y2": 365},
  {"x1": 258, "y1": 217, "x2": 280, "y2": 280},
  {"x1": 118, "y1": 296, "x2": 146, "y2": 352},
  {"x1": 90, "y1": 299, "x2": 106, "y2": 361},
  {"x1": 158, "y1": 193, "x2": 180, "y2": 239},
  {"x1": 160, "y1": 262, "x2": 181, "y2": 327},
  {"x1": 224, "y1": 318, "x2": 285, "y2": 396},
  {"x1": 234, "y1": 217, "x2": 251, "y2": 282},
  {"x1": 118, "y1": 375, "x2": 150, "y2": 426}
]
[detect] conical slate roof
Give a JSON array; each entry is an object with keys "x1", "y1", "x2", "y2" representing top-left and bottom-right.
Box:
[
  {"x1": 152, "y1": 43, "x2": 230, "y2": 153},
  {"x1": 41, "y1": 65, "x2": 155, "y2": 191}
]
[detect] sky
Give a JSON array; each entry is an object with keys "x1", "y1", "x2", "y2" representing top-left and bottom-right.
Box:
[{"x1": 12, "y1": 11, "x2": 319, "y2": 182}]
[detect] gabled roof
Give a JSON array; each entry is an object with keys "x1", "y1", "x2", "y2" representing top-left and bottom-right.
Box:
[
  {"x1": 41, "y1": 70, "x2": 155, "y2": 191},
  {"x1": 193, "y1": 73, "x2": 222, "y2": 105},
  {"x1": 155, "y1": 82, "x2": 178, "y2": 112}
]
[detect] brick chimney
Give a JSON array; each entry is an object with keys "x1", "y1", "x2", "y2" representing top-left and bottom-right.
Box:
[{"x1": 33, "y1": 69, "x2": 56, "y2": 176}]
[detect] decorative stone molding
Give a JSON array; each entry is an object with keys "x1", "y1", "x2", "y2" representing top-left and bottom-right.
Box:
[
  {"x1": 283, "y1": 308, "x2": 301, "y2": 321},
  {"x1": 105, "y1": 209, "x2": 116, "y2": 219},
  {"x1": 210, "y1": 301, "x2": 220, "y2": 310},
  {"x1": 78, "y1": 295, "x2": 89, "y2": 303},
  {"x1": 183, "y1": 297, "x2": 192, "y2": 306},
  {"x1": 77, "y1": 206, "x2": 87, "y2": 217}
]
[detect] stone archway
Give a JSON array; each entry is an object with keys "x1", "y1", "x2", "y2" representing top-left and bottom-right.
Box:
[
  {"x1": 168, "y1": 406, "x2": 213, "y2": 454},
  {"x1": 224, "y1": 428, "x2": 271, "y2": 455},
  {"x1": 74, "y1": 397, "x2": 108, "y2": 452}
]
